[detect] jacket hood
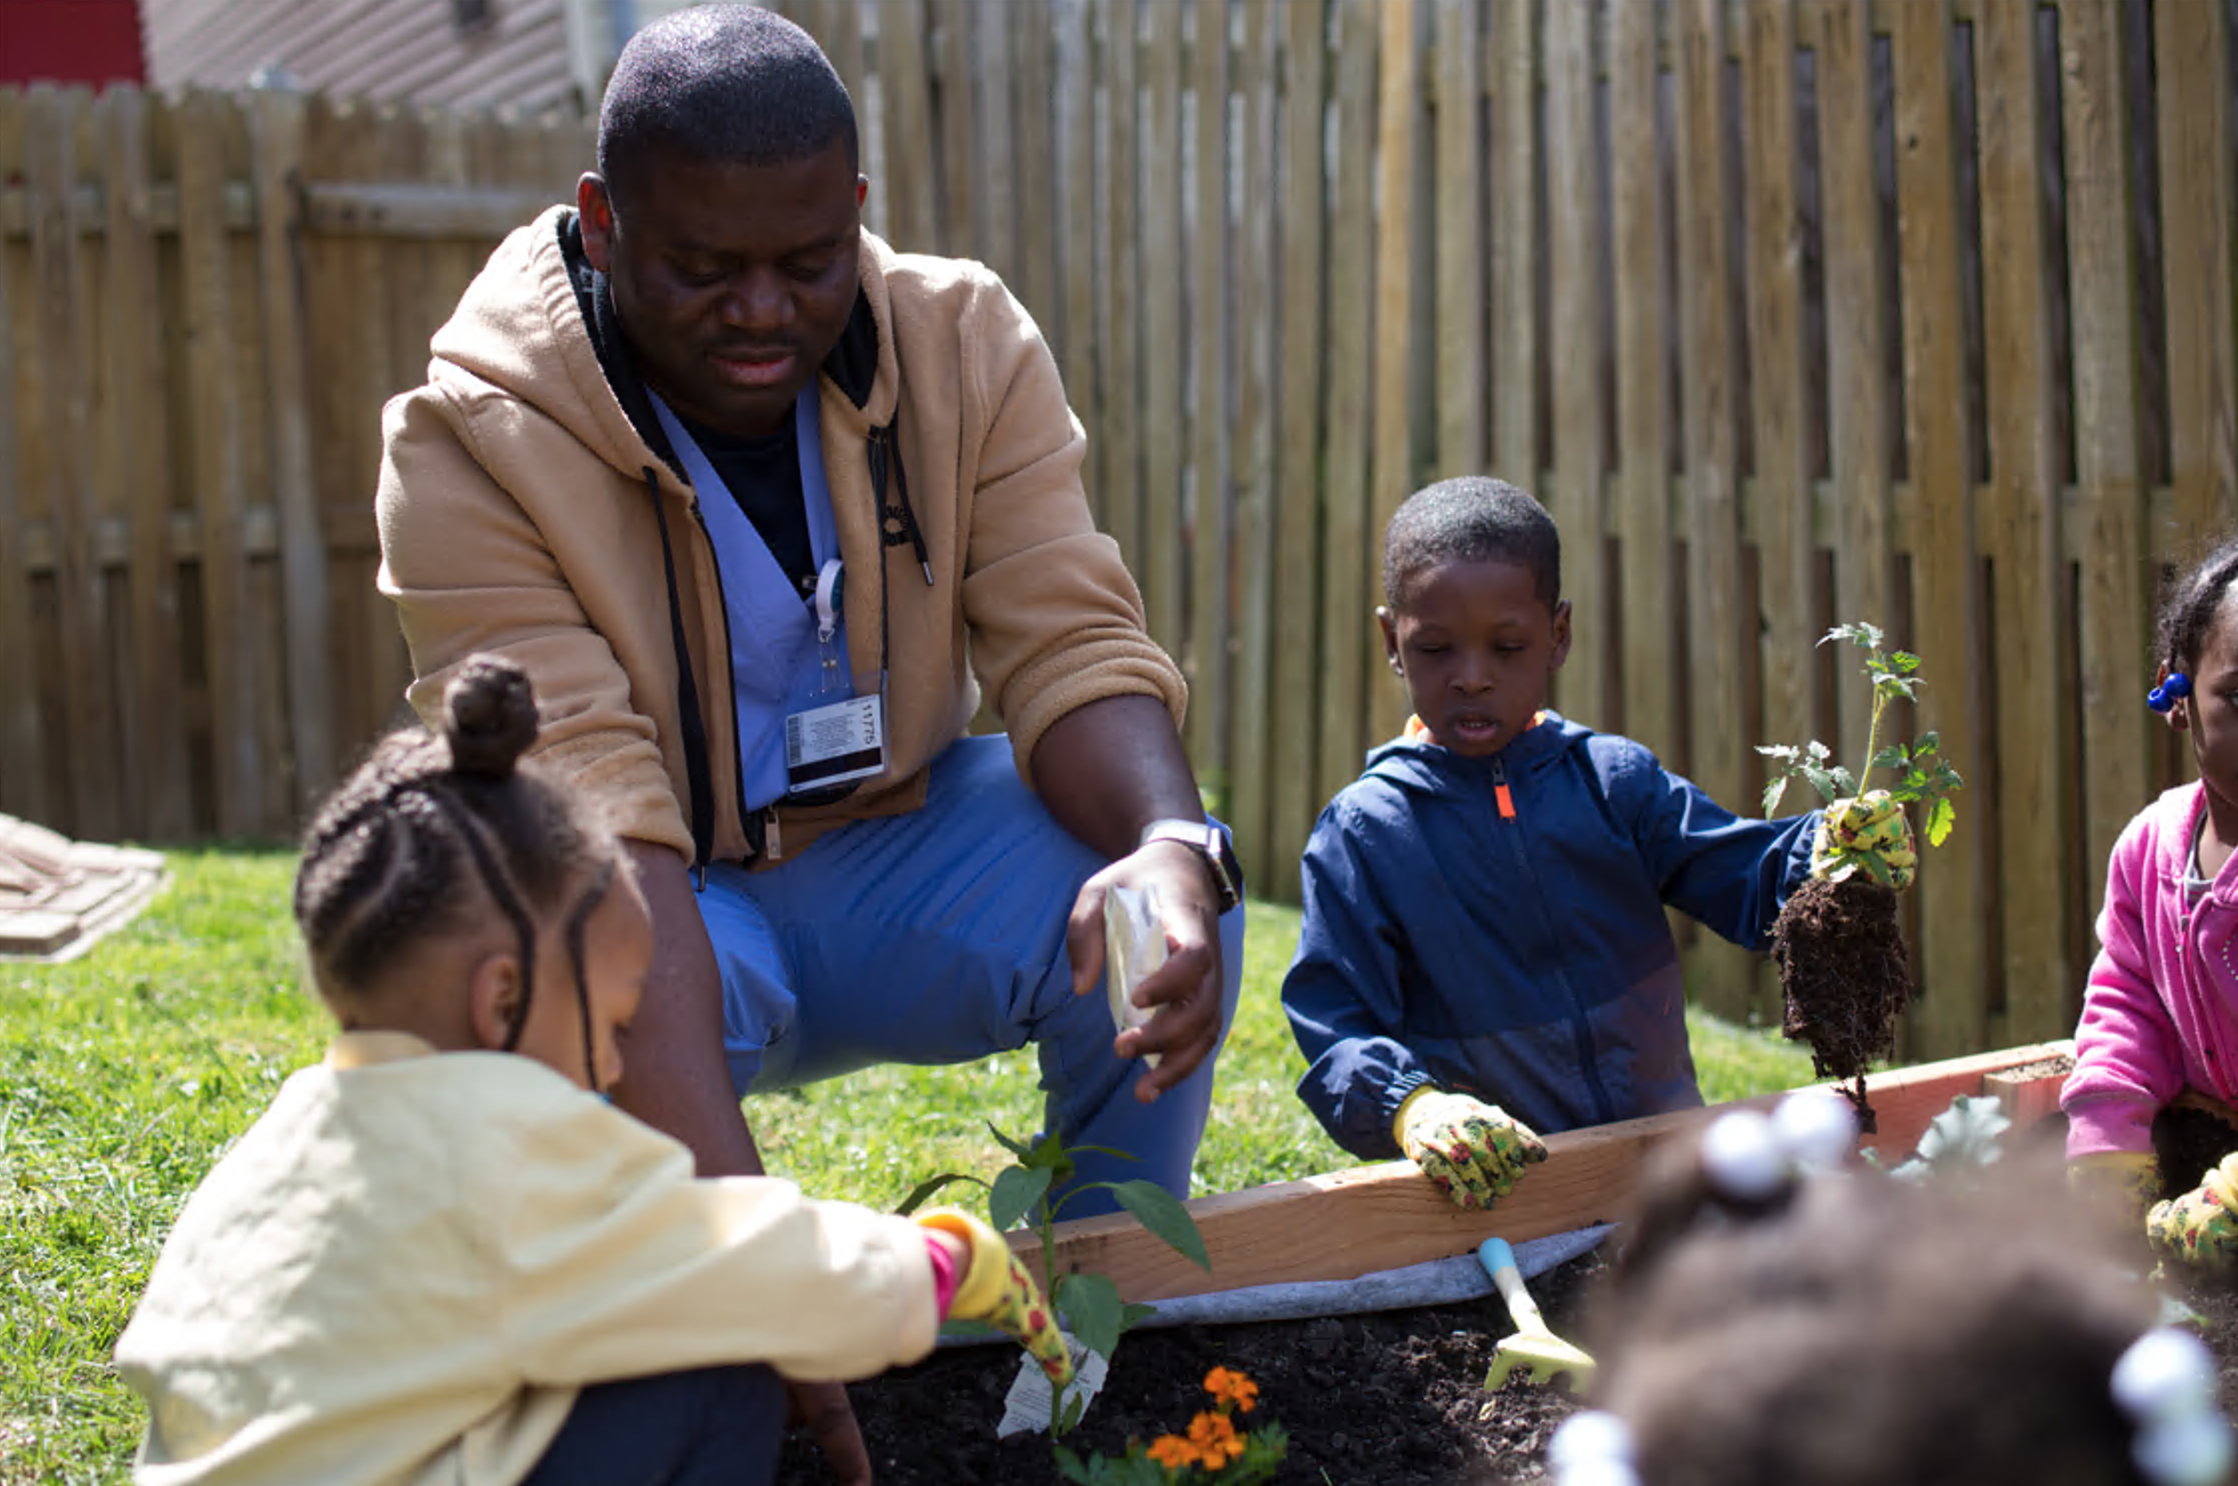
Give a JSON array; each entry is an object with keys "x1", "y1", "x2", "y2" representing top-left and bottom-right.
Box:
[
  {"x1": 427, "y1": 206, "x2": 898, "y2": 489},
  {"x1": 1361, "y1": 710, "x2": 1591, "y2": 795}
]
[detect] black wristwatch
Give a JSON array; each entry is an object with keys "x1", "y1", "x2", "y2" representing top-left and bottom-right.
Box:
[{"x1": 1138, "y1": 818, "x2": 1244, "y2": 915}]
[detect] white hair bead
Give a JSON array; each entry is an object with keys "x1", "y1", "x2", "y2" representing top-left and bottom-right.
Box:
[
  {"x1": 2113, "y1": 1329, "x2": 2219, "y2": 1422},
  {"x1": 2114, "y1": 1329, "x2": 2235, "y2": 1486},
  {"x1": 2132, "y1": 1408, "x2": 2235, "y2": 1486},
  {"x1": 1550, "y1": 1411, "x2": 1636, "y2": 1469},
  {"x1": 1550, "y1": 1411, "x2": 1642, "y2": 1486},
  {"x1": 1700, "y1": 1108, "x2": 1786, "y2": 1201},
  {"x1": 1770, "y1": 1090, "x2": 1858, "y2": 1171}
]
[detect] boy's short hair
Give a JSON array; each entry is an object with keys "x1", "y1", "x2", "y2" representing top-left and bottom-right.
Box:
[
  {"x1": 1382, "y1": 477, "x2": 1561, "y2": 610},
  {"x1": 598, "y1": 4, "x2": 859, "y2": 207}
]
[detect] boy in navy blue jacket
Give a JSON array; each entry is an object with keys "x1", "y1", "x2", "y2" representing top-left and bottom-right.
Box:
[{"x1": 1282, "y1": 478, "x2": 1820, "y2": 1210}]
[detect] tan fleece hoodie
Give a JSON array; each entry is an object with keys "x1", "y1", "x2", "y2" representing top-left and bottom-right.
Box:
[{"x1": 377, "y1": 208, "x2": 1183, "y2": 865}]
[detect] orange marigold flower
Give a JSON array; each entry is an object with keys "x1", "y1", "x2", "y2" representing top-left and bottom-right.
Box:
[
  {"x1": 1203, "y1": 1366, "x2": 1259, "y2": 1413},
  {"x1": 1147, "y1": 1434, "x2": 1199, "y2": 1470},
  {"x1": 1186, "y1": 1411, "x2": 1246, "y2": 1467}
]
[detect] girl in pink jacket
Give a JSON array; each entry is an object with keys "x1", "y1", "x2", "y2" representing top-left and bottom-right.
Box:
[{"x1": 2064, "y1": 537, "x2": 2238, "y2": 1268}]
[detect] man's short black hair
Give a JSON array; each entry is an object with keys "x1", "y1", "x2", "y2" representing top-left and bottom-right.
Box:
[
  {"x1": 598, "y1": 4, "x2": 859, "y2": 204},
  {"x1": 1382, "y1": 476, "x2": 1562, "y2": 610}
]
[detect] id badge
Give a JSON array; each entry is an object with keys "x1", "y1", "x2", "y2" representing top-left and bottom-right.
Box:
[{"x1": 784, "y1": 692, "x2": 887, "y2": 795}]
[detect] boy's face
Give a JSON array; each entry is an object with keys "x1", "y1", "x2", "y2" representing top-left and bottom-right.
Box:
[{"x1": 1378, "y1": 556, "x2": 1569, "y2": 758}]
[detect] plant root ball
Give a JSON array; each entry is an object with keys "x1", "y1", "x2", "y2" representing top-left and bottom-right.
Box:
[{"x1": 1771, "y1": 875, "x2": 1915, "y2": 1134}]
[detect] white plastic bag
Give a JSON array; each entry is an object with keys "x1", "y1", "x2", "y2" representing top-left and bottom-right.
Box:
[{"x1": 1102, "y1": 883, "x2": 1165, "y2": 1069}]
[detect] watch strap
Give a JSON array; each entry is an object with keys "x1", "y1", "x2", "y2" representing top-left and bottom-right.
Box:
[{"x1": 1139, "y1": 818, "x2": 1243, "y2": 913}]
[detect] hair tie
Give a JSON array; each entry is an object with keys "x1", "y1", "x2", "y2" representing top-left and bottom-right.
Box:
[
  {"x1": 2148, "y1": 672, "x2": 2192, "y2": 713},
  {"x1": 2113, "y1": 1327, "x2": 2234, "y2": 1486},
  {"x1": 1550, "y1": 1410, "x2": 1641, "y2": 1486},
  {"x1": 1700, "y1": 1092, "x2": 1859, "y2": 1202}
]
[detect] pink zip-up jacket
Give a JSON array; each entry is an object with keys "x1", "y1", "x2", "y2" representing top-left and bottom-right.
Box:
[{"x1": 2064, "y1": 783, "x2": 2238, "y2": 1158}]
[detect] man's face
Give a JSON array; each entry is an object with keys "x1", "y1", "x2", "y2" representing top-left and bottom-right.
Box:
[{"x1": 578, "y1": 137, "x2": 867, "y2": 440}]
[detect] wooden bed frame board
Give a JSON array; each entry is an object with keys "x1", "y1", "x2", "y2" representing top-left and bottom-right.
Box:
[{"x1": 1006, "y1": 1040, "x2": 2078, "y2": 1303}]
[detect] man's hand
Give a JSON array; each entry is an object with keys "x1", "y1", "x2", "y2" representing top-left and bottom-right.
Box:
[
  {"x1": 1031, "y1": 693, "x2": 1231, "y2": 1108},
  {"x1": 1395, "y1": 1089, "x2": 1549, "y2": 1210},
  {"x1": 1066, "y1": 838, "x2": 1224, "y2": 1104},
  {"x1": 787, "y1": 1381, "x2": 870, "y2": 1486},
  {"x1": 2148, "y1": 1152, "x2": 2238, "y2": 1270}
]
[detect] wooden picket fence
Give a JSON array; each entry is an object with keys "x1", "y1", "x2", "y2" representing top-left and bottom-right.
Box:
[{"x1": 2, "y1": 0, "x2": 2232, "y2": 1060}]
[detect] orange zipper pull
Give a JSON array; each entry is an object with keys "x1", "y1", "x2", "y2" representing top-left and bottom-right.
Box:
[{"x1": 1493, "y1": 759, "x2": 1517, "y2": 820}]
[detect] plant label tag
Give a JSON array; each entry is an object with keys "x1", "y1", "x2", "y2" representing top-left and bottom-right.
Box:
[
  {"x1": 783, "y1": 693, "x2": 885, "y2": 795},
  {"x1": 995, "y1": 1337, "x2": 1108, "y2": 1439}
]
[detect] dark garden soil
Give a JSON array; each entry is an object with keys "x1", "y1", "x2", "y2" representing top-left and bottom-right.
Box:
[
  {"x1": 774, "y1": 1104, "x2": 2238, "y2": 1485},
  {"x1": 777, "y1": 1252, "x2": 1605, "y2": 1484},
  {"x1": 1771, "y1": 875, "x2": 1914, "y2": 1133}
]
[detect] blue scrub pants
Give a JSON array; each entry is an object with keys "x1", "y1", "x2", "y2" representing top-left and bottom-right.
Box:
[
  {"x1": 520, "y1": 1365, "x2": 786, "y2": 1486},
  {"x1": 700, "y1": 734, "x2": 1245, "y2": 1214}
]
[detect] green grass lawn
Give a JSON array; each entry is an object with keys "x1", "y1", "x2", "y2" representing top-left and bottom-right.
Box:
[{"x1": 0, "y1": 850, "x2": 1815, "y2": 1484}]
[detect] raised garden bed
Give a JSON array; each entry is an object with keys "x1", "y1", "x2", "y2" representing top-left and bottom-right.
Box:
[{"x1": 774, "y1": 1042, "x2": 2238, "y2": 1483}]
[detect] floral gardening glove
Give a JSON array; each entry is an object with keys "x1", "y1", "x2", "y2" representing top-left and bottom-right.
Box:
[
  {"x1": 2147, "y1": 1152, "x2": 2238, "y2": 1270},
  {"x1": 1394, "y1": 1088, "x2": 1549, "y2": 1210},
  {"x1": 1813, "y1": 789, "x2": 1919, "y2": 890},
  {"x1": 2070, "y1": 1151, "x2": 2165, "y2": 1225},
  {"x1": 914, "y1": 1208, "x2": 1075, "y2": 1386}
]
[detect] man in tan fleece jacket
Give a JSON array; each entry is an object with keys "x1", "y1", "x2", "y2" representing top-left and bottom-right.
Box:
[{"x1": 376, "y1": 11, "x2": 1243, "y2": 1463}]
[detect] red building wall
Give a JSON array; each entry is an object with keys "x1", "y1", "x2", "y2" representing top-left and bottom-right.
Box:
[{"x1": 0, "y1": 0, "x2": 146, "y2": 87}]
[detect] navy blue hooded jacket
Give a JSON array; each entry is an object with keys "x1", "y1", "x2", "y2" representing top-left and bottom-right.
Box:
[{"x1": 1283, "y1": 711, "x2": 1819, "y2": 1158}]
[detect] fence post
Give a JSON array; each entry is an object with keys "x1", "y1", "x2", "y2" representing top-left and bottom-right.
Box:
[
  {"x1": 1893, "y1": 2, "x2": 1991, "y2": 1058},
  {"x1": 253, "y1": 87, "x2": 336, "y2": 818},
  {"x1": 0, "y1": 90, "x2": 46, "y2": 824}
]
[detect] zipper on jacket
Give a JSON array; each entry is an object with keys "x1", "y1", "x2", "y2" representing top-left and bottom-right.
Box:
[
  {"x1": 868, "y1": 422, "x2": 934, "y2": 586},
  {"x1": 1489, "y1": 747, "x2": 1618, "y2": 1125},
  {"x1": 1490, "y1": 757, "x2": 1517, "y2": 820},
  {"x1": 643, "y1": 466, "x2": 718, "y2": 880},
  {"x1": 683, "y1": 497, "x2": 772, "y2": 862}
]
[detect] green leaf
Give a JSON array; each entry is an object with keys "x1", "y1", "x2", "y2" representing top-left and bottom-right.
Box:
[
  {"x1": 986, "y1": 1122, "x2": 1036, "y2": 1161},
  {"x1": 1828, "y1": 766, "x2": 1858, "y2": 799},
  {"x1": 1914, "y1": 730, "x2": 1940, "y2": 758},
  {"x1": 1058, "y1": 1271, "x2": 1126, "y2": 1359},
  {"x1": 894, "y1": 1171, "x2": 984, "y2": 1215},
  {"x1": 1120, "y1": 1300, "x2": 1160, "y2": 1330},
  {"x1": 1855, "y1": 849, "x2": 1895, "y2": 889},
  {"x1": 1893, "y1": 650, "x2": 1922, "y2": 673},
  {"x1": 1806, "y1": 739, "x2": 1834, "y2": 762},
  {"x1": 1800, "y1": 762, "x2": 1840, "y2": 803},
  {"x1": 1871, "y1": 745, "x2": 1910, "y2": 774},
  {"x1": 1926, "y1": 794, "x2": 1957, "y2": 847},
  {"x1": 1058, "y1": 1388, "x2": 1089, "y2": 1435},
  {"x1": 1913, "y1": 1094, "x2": 2011, "y2": 1169},
  {"x1": 1064, "y1": 1144, "x2": 1141, "y2": 1165},
  {"x1": 1054, "y1": 1445, "x2": 1093, "y2": 1484},
  {"x1": 1934, "y1": 760, "x2": 1966, "y2": 793},
  {"x1": 1108, "y1": 1179, "x2": 1211, "y2": 1269},
  {"x1": 1761, "y1": 775, "x2": 1790, "y2": 817},
  {"x1": 990, "y1": 1164, "x2": 1054, "y2": 1232}
]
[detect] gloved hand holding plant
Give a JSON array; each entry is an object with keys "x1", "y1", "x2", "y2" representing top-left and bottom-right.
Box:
[
  {"x1": 1760, "y1": 622, "x2": 1964, "y2": 1133},
  {"x1": 1394, "y1": 1088, "x2": 1548, "y2": 1210},
  {"x1": 1813, "y1": 789, "x2": 1919, "y2": 890},
  {"x1": 2147, "y1": 1152, "x2": 2238, "y2": 1270}
]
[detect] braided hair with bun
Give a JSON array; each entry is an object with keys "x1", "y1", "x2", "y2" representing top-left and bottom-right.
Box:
[
  {"x1": 294, "y1": 656, "x2": 619, "y2": 1076},
  {"x1": 2157, "y1": 535, "x2": 2238, "y2": 684}
]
